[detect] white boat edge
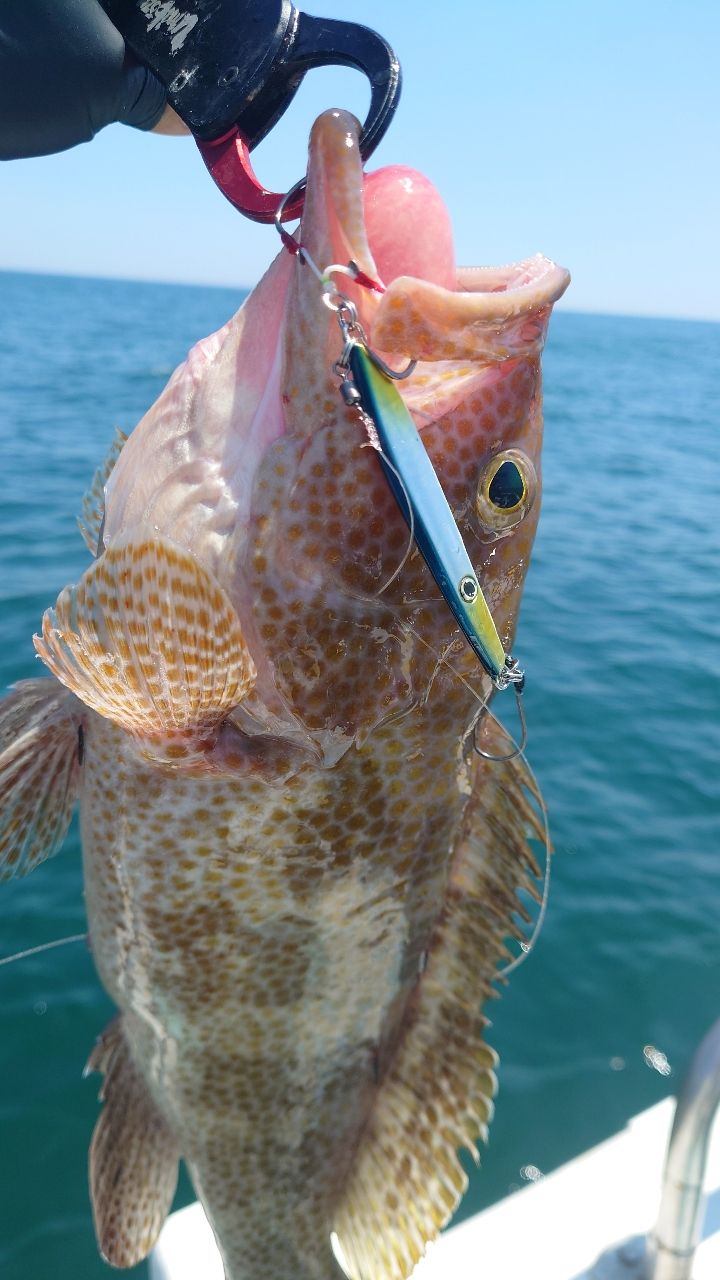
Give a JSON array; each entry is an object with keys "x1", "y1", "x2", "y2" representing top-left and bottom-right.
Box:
[{"x1": 150, "y1": 1096, "x2": 720, "y2": 1280}]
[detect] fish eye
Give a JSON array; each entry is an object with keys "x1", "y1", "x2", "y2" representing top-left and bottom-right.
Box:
[{"x1": 475, "y1": 449, "x2": 537, "y2": 535}]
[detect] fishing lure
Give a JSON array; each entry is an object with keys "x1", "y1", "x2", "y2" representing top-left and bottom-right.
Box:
[{"x1": 336, "y1": 330, "x2": 523, "y2": 693}]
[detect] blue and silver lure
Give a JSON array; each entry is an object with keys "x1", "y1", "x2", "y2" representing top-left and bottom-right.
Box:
[
  {"x1": 343, "y1": 341, "x2": 523, "y2": 692},
  {"x1": 328, "y1": 290, "x2": 524, "y2": 696}
]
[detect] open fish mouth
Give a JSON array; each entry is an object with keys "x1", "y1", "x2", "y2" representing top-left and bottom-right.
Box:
[
  {"x1": 292, "y1": 108, "x2": 570, "y2": 370},
  {"x1": 227, "y1": 108, "x2": 572, "y2": 755},
  {"x1": 281, "y1": 111, "x2": 570, "y2": 697}
]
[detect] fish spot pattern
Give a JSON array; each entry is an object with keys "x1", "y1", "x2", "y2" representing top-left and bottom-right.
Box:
[
  {"x1": 241, "y1": 351, "x2": 543, "y2": 757},
  {"x1": 334, "y1": 728, "x2": 546, "y2": 1280},
  {"x1": 81, "y1": 691, "x2": 476, "y2": 1277},
  {"x1": 80, "y1": 340, "x2": 544, "y2": 1280}
]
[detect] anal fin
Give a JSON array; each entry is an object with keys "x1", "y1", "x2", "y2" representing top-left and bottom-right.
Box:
[
  {"x1": 0, "y1": 679, "x2": 82, "y2": 879},
  {"x1": 34, "y1": 530, "x2": 256, "y2": 764},
  {"x1": 333, "y1": 741, "x2": 545, "y2": 1280},
  {"x1": 87, "y1": 1017, "x2": 180, "y2": 1268}
]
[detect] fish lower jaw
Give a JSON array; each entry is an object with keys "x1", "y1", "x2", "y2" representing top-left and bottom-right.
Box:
[{"x1": 372, "y1": 254, "x2": 570, "y2": 365}]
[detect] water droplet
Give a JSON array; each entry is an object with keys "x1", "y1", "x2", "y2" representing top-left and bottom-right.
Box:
[{"x1": 643, "y1": 1044, "x2": 672, "y2": 1076}]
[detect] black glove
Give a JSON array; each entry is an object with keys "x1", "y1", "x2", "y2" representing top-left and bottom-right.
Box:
[{"x1": 0, "y1": 0, "x2": 169, "y2": 159}]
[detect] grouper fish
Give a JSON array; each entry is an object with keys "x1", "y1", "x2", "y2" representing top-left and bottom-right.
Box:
[{"x1": 0, "y1": 110, "x2": 569, "y2": 1280}]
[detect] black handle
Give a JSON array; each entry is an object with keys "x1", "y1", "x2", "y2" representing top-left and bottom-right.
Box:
[
  {"x1": 234, "y1": 11, "x2": 401, "y2": 158},
  {"x1": 98, "y1": 0, "x2": 400, "y2": 159}
]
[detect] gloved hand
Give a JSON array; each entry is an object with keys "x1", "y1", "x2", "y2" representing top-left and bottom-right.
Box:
[{"x1": 0, "y1": 0, "x2": 189, "y2": 160}]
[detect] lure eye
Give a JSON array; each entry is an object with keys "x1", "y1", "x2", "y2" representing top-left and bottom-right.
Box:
[{"x1": 475, "y1": 449, "x2": 537, "y2": 536}]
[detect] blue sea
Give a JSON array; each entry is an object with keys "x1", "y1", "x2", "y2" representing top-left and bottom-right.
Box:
[{"x1": 0, "y1": 270, "x2": 718, "y2": 1280}]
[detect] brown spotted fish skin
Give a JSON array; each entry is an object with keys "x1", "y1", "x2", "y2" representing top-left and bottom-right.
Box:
[{"x1": 0, "y1": 110, "x2": 569, "y2": 1280}]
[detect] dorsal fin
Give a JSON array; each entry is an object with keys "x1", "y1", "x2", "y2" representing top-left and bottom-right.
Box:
[{"x1": 77, "y1": 427, "x2": 128, "y2": 555}]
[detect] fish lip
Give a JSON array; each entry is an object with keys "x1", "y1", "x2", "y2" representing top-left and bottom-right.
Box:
[
  {"x1": 296, "y1": 109, "x2": 378, "y2": 287},
  {"x1": 454, "y1": 256, "x2": 571, "y2": 314},
  {"x1": 372, "y1": 255, "x2": 571, "y2": 363},
  {"x1": 299, "y1": 111, "x2": 570, "y2": 360}
]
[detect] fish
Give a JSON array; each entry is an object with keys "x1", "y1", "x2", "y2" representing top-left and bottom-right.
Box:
[{"x1": 0, "y1": 109, "x2": 569, "y2": 1280}]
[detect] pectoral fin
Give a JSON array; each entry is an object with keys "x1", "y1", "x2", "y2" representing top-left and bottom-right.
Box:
[
  {"x1": 87, "y1": 1018, "x2": 180, "y2": 1268},
  {"x1": 0, "y1": 679, "x2": 82, "y2": 880},
  {"x1": 34, "y1": 531, "x2": 256, "y2": 761}
]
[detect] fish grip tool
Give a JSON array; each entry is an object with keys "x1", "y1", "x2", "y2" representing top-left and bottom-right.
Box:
[{"x1": 99, "y1": 0, "x2": 401, "y2": 221}]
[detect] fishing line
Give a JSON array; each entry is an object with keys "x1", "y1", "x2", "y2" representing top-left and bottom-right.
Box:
[
  {"x1": 423, "y1": 635, "x2": 465, "y2": 705},
  {"x1": 358, "y1": 437, "x2": 416, "y2": 596},
  {"x1": 495, "y1": 751, "x2": 551, "y2": 979},
  {"x1": 0, "y1": 932, "x2": 87, "y2": 969},
  {"x1": 464, "y1": 688, "x2": 551, "y2": 976},
  {"x1": 401, "y1": 619, "x2": 489, "y2": 709},
  {"x1": 399, "y1": 621, "x2": 551, "y2": 976},
  {"x1": 472, "y1": 686, "x2": 528, "y2": 760}
]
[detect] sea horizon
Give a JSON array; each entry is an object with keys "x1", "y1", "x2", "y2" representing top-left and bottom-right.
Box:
[{"x1": 1, "y1": 265, "x2": 718, "y2": 328}]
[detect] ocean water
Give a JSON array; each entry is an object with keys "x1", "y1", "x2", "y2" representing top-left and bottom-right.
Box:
[{"x1": 0, "y1": 269, "x2": 718, "y2": 1279}]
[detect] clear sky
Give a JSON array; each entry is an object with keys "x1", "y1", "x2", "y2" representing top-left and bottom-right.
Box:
[{"x1": 1, "y1": 0, "x2": 718, "y2": 320}]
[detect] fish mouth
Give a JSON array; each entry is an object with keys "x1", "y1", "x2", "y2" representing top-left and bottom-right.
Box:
[{"x1": 298, "y1": 109, "x2": 570, "y2": 365}]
